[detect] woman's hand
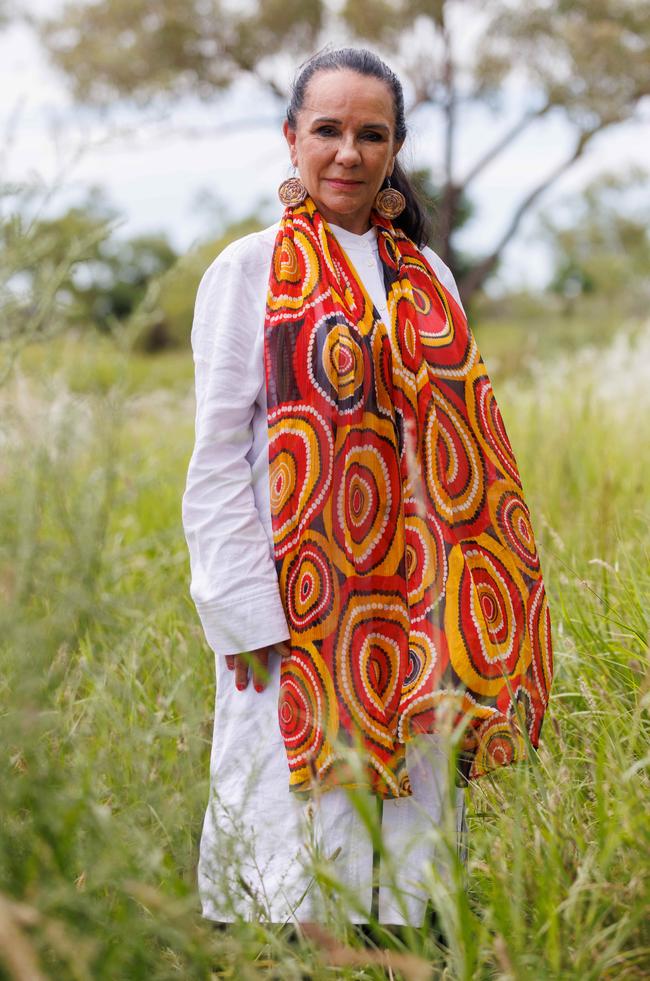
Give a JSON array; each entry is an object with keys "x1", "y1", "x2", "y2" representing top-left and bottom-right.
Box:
[{"x1": 225, "y1": 642, "x2": 291, "y2": 693}]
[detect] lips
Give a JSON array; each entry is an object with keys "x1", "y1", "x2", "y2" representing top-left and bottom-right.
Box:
[{"x1": 325, "y1": 178, "x2": 363, "y2": 190}]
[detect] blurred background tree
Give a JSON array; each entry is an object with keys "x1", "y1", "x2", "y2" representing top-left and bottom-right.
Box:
[
  {"x1": 540, "y1": 168, "x2": 650, "y2": 318},
  {"x1": 4, "y1": 187, "x2": 178, "y2": 335},
  {"x1": 36, "y1": 0, "x2": 650, "y2": 303},
  {"x1": 131, "y1": 214, "x2": 263, "y2": 351},
  {"x1": 0, "y1": 181, "x2": 110, "y2": 378}
]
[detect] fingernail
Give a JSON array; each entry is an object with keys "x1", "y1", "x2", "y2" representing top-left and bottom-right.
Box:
[
  {"x1": 254, "y1": 683, "x2": 264, "y2": 693},
  {"x1": 236, "y1": 682, "x2": 246, "y2": 691}
]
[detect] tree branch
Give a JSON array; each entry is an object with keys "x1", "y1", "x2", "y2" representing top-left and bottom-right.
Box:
[
  {"x1": 442, "y1": 32, "x2": 456, "y2": 187},
  {"x1": 251, "y1": 69, "x2": 286, "y2": 101},
  {"x1": 461, "y1": 101, "x2": 552, "y2": 189},
  {"x1": 435, "y1": 15, "x2": 459, "y2": 266},
  {"x1": 458, "y1": 126, "x2": 603, "y2": 301}
]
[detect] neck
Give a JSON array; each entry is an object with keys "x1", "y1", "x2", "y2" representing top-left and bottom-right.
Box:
[{"x1": 315, "y1": 206, "x2": 372, "y2": 236}]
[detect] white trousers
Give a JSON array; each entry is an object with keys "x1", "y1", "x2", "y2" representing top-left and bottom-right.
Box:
[{"x1": 198, "y1": 653, "x2": 466, "y2": 926}]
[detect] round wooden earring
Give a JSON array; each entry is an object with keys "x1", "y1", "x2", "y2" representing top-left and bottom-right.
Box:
[
  {"x1": 374, "y1": 184, "x2": 406, "y2": 219},
  {"x1": 278, "y1": 176, "x2": 308, "y2": 206}
]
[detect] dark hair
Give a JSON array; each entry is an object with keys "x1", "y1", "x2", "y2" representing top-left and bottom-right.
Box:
[{"x1": 286, "y1": 47, "x2": 432, "y2": 246}]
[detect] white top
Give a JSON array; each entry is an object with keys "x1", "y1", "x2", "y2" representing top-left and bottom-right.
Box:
[
  {"x1": 182, "y1": 221, "x2": 463, "y2": 658},
  {"x1": 182, "y1": 221, "x2": 466, "y2": 926}
]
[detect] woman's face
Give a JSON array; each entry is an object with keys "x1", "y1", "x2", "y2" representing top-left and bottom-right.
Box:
[{"x1": 283, "y1": 69, "x2": 402, "y2": 234}]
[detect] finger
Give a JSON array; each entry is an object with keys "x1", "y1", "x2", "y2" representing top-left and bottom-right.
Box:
[
  {"x1": 225, "y1": 655, "x2": 235, "y2": 671},
  {"x1": 234, "y1": 655, "x2": 249, "y2": 691},
  {"x1": 251, "y1": 650, "x2": 270, "y2": 693},
  {"x1": 275, "y1": 640, "x2": 291, "y2": 658}
]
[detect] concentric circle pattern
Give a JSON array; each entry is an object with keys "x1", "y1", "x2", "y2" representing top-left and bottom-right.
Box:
[
  {"x1": 297, "y1": 316, "x2": 370, "y2": 416},
  {"x1": 264, "y1": 198, "x2": 553, "y2": 796},
  {"x1": 372, "y1": 329, "x2": 396, "y2": 419},
  {"x1": 404, "y1": 509, "x2": 446, "y2": 621},
  {"x1": 326, "y1": 424, "x2": 402, "y2": 575},
  {"x1": 445, "y1": 534, "x2": 528, "y2": 696},
  {"x1": 279, "y1": 643, "x2": 338, "y2": 786},
  {"x1": 273, "y1": 236, "x2": 300, "y2": 284},
  {"x1": 400, "y1": 256, "x2": 476, "y2": 376},
  {"x1": 471, "y1": 718, "x2": 525, "y2": 778},
  {"x1": 280, "y1": 532, "x2": 339, "y2": 637},
  {"x1": 267, "y1": 227, "x2": 322, "y2": 312},
  {"x1": 528, "y1": 578, "x2": 553, "y2": 706},
  {"x1": 467, "y1": 366, "x2": 520, "y2": 484},
  {"x1": 268, "y1": 404, "x2": 333, "y2": 557},
  {"x1": 334, "y1": 593, "x2": 411, "y2": 751},
  {"x1": 397, "y1": 630, "x2": 439, "y2": 724},
  {"x1": 489, "y1": 481, "x2": 540, "y2": 574},
  {"x1": 423, "y1": 388, "x2": 487, "y2": 533}
]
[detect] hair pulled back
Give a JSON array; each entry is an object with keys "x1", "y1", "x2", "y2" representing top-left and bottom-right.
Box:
[{"x1": 286, "y1": 47, "x2": 432, "y2": 247}]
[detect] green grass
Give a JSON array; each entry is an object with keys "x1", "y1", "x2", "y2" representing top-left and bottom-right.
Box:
[{"x1": 0, "y1": 319, "x2": 648, "y2": 979}]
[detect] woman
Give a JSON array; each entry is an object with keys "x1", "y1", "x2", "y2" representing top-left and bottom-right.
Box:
[{"x1": 182, "y1": 48, "x2": 553, "y2": 929}]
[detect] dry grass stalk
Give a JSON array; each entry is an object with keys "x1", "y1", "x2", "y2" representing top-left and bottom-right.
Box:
[{"x1": 299, "y1": 921, "x2": 433, "y2": 981}]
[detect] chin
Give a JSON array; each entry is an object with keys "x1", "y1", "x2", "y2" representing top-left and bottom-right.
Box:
[
  {"x1": 322, "y1": 196, "x2": 363, "y2": 218},
  {"x1": 328, "y1": 204, "x2": 358, "y2": 218}
]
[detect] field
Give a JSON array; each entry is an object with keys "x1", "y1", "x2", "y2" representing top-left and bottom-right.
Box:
[{"x1": 1, "y1": 314, "x2": 648, "y2": 979}]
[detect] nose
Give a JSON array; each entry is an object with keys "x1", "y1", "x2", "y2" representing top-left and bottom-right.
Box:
[{"x1": 335, "y1": 135, "x2": 361, "y2": 167}]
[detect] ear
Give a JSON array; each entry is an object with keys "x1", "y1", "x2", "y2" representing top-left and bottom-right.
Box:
[{"x1": 283, "y1": 120, "x2": 298, "y2": 167}]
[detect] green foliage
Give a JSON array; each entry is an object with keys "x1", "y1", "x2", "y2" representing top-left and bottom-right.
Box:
[
  {"x1": 0, "y1": 315, "x2": 648, "y2": 977},
  {"x1": 480, "y1": 0, "x2": 650, "y2": 124},
  {"x1": 1, "y1": 185, "x2": 179, "y2": 348},
  {"x1": 39, "y1": 0, "x2": 323, "y2": 104},
  {"x1": 30, "y1": 194, "x2": 178, "y2": 331},
  {"x1": 540, "y1": 168, "x2": 650, "y2": 317},
  {"x1": 0, "y1": 182, "x2": 111, "y2": 381},
  {"x1": 130, "y1": 215, "x2": 264, "y2": 351},
  {"x1": 87, "y1": 231, "x2": 178, "y2": 326},
  {"x1": 0, "y1": 176, "x2": 266, "y2": 353}
]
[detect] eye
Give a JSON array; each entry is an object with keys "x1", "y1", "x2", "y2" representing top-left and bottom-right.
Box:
[
  {"x1": 315, "y1": 125, "x2": 337, "y2": 136},
  {"x1": 361, "y1": 131, "x2": 386, "y2": 142}
]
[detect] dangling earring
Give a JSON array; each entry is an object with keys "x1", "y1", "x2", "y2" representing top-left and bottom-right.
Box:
[
  {"x1": 278, "y1": 168, "x2": 307, "y2": 206},
  {"x1": 374, "y1": 177, "x2": 406, "y2": 219}
]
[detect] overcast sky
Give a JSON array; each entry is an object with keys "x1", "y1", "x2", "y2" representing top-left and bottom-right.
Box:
[{"x1": 1, "y1": 8, "x2": 648, "y2": 291}]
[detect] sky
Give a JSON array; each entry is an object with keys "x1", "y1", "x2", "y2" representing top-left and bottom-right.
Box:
[{"x1": 1, "y1": 6, "x2": 649, "y2": 292}]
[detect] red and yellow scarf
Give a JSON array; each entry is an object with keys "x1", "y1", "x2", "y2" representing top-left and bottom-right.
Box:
[{"x1": 264, "y1": 197, "x2": 553, "y2": 798}]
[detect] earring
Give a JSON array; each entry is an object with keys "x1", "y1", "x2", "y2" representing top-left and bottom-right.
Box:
[
  {"x1": 374, "y1": 178, "x2": 406, "y2": 219},
  {"x1": 278, "y1": 170, "x2": 308, "y2": 206}
]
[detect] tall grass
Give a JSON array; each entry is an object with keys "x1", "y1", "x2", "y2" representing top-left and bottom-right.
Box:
[{"x1": 0, "y1": 322, "x2": 648, "y2": 978}]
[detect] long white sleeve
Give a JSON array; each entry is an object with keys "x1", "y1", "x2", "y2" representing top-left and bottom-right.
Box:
[{"x1": 182, "y1": 230, "x2": 290, "y2": 656}]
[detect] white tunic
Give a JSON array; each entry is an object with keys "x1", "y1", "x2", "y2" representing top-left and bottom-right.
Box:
[{"x1": 182, "y1": 221, "x2": 466, "y2": 926}]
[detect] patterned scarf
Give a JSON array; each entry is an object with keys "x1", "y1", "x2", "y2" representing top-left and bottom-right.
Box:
[{"x1": 264, "y1": 197, "x2": 553, "y2": 798}]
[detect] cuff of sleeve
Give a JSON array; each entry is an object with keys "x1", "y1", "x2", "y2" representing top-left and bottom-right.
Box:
[{"x1": 196, "y1": 591, "x2": 290, "y2": 656}]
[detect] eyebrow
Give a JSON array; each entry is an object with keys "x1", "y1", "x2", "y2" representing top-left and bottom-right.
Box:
[{"x1": 311, "y1": 116, "x2": 390, "y2": 132}]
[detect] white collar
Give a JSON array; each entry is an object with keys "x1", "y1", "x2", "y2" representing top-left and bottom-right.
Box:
[{"x1": 328, "y1": 222, "x2": 378, "y2": 251}]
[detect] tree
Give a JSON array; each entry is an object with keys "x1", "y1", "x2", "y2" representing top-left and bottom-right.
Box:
[
  {"x1": 130, "y1": 214, "x2": 264, "y2": 351},
  {"x1": 411, "y1": 167, "x2": 476, "y2": 284},
  {"x1": 36, "y1": 0, "x2": 323, "y2": 103},
  {"x1": 37, "y1": 0, "x2": 650, "y2": 302},
  {"x1": 73, "y1": 227, "x2": 178, "y2": 329},
  {"x1": 6, "y1": 189, "x2": 178, "y2": 333},
  {"x1": 0, "y1": 182, "x2": 111, "y2": 382},
  {"x1": 540, "y1": 168, "x2": 650, "y2": 316}
]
